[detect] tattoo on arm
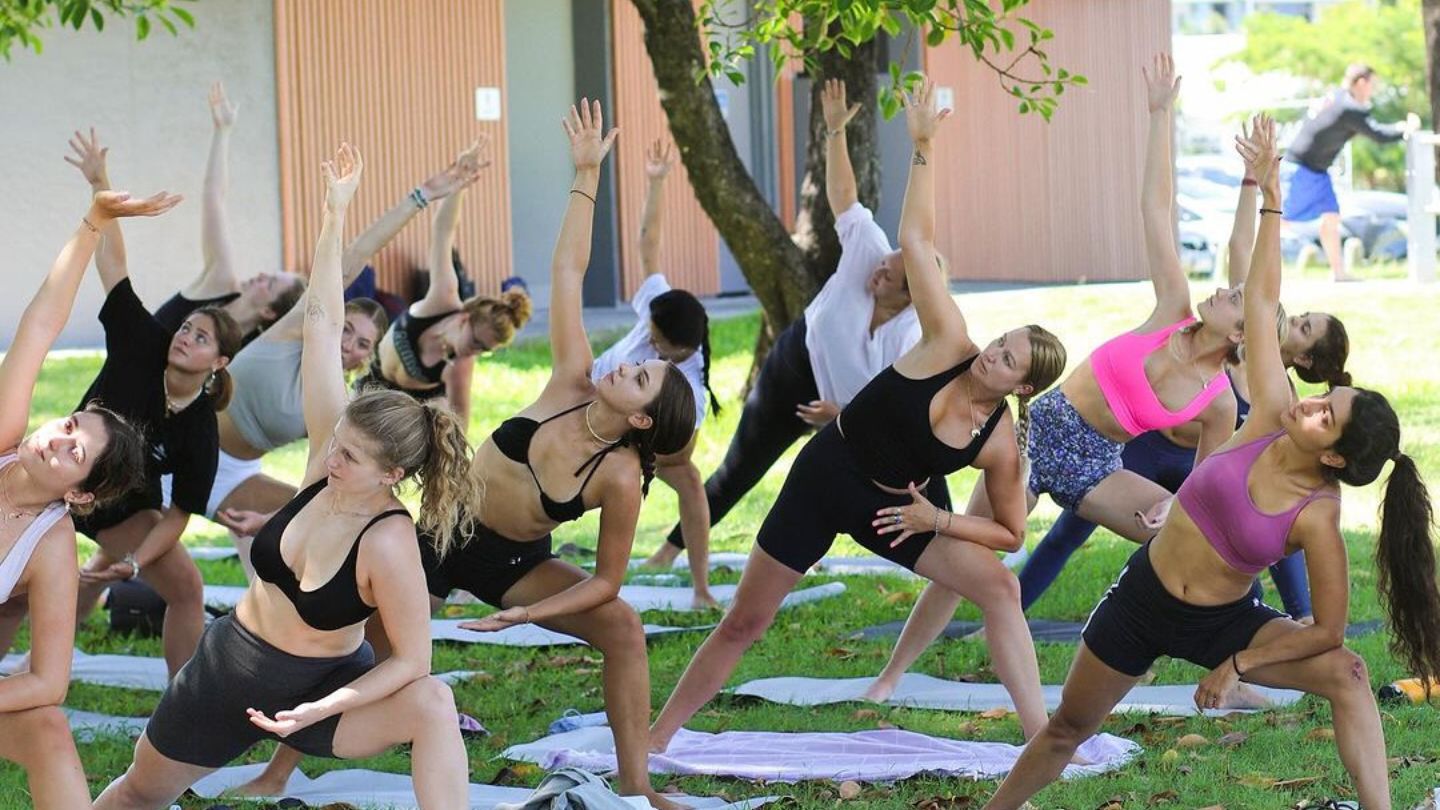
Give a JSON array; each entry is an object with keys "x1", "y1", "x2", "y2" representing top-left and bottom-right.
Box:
[
  {"x1": 912, "y1": 149, "x2": 928, "y2": 166},
  {"x1": 305, "y1": 295, "x2": 326, "y2": 322}
]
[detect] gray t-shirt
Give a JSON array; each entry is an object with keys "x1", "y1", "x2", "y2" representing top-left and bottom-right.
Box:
[{"x1": 226, "y1": 338, "x2": 306, "y2": 452}]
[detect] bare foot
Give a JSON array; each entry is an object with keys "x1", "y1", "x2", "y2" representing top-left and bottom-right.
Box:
[
  {"x1": 1217, "y1": 682, "x2": 1274, "y2": 710},
  {"x1": 691, "y1": 590, "x2": 721, "y2": 611},
  {"x1": 648, "y1": 730, "x2": 673, "y2": 755},
  {"x1": 640, "y1": 544, "x2": 681, "y2": 571},
  {"x1": 223, "y1": 774, "x2": 289, "y2": 797},
  {"x1": 861, "y1": 677, "x2": 898, "y2": 703},
  {"x1": 640, "y1": 789, "x2": 686, "y2": 810}
]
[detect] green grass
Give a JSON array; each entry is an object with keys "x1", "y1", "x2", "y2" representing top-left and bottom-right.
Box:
[{"x1": 6, "y1": 271, "x2": 1440, "y2": 808}]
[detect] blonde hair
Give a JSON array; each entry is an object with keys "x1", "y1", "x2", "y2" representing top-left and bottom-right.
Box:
[
  {"x1": 345, "y1": 390, "x2": 473, "y2": 555},
  {"x1": 1015, "y1": 325, "x2": 1067, "y2": 458},
  {"x1": 462, "y1": 289, "x2": 533, "y2": 350}
]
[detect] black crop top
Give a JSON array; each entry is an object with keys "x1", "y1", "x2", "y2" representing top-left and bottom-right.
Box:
[
  {"x1": 490, "y1": 401, "x2": 623, "y2": 524},
  {"x1": 839, "y1": 355, "x2": 1007, "y2": 489},
  {"x1": 390, "y1": 308, "x2": 458, "y2": 386},
  {"x1": 250, "y1": 479, "x2": 410, "y2": 631}
]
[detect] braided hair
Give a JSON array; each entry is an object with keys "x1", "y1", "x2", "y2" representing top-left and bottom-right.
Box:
[
  {"x1": 622, "y1": 363, "x2": 696, "y2": 495},
  {"x1": 649, "y1": 289, "x2": 720, "y2": 417}
]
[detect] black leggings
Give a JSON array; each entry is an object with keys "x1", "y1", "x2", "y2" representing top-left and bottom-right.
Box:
[{"x1": 666, "y1": 317, "x2": 819, "y2": 549}]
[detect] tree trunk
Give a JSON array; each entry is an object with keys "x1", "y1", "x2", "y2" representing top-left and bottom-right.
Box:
[
  {"x1": 629, "y1": 0, "x2": 885, "y2": 386},
  {"x1": 1424, "y1": 0, "x2": 1440, "y2": 182}
]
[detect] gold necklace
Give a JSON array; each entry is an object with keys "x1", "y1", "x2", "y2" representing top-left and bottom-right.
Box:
[
  {"x1": 0, "y1": 466, "x2": 42, "y2": 523},
  {"x1": 162, "y1": 372, "x2": 200, "y2": 415},
  {"x1": 584, "y1": 402, "x2": 621, "y2": 446},
  {"x1": 961, "y1": 372, "x2": 984, "y2": 439},
  {"x1": 1167, "y1": 331, "x2": 1211, "y2": 393}
]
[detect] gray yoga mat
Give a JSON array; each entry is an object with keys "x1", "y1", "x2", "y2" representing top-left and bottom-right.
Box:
[{"x1": 852, "y1": 617, "x2": 1386, "y2": 643}]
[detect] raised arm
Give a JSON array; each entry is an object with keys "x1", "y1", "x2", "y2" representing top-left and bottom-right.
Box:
[
  {"x1": 1235, "y1": 115, "x2": 1291, "y2": 437},
  {"x1": 340, "y1": 137, "x2": 489, "y2": 286},
  {"x1": 301, "y1": 144, "x2": 364, "y2": 480},
  {"x1": 821, "y1": 79, "x2": 861, "y2": 215},
  {"x1": 547, "y1": 99, "x2": 618, "y2": 385},
  {"x1": 639, "y1": 139, "x2": 673, "y2": 277},
  {"x1": 1139, "y1": 54, "x2": 1191, "y2": 327},
  {"x1": 64, "y1": 129, "x2": 129, "y2": 294},
  {"x1": 411, "y1": 187, "x2": 468, "y2": 317},
  {"x1": 186, "y1": 81, "x2": 241, "y2": 300},
  {"x1": 0, "y1": 190, "x2": 179, "y2": 450},
  {"x1": 895, "y1": 79, "x2": 971, "y2": 354},
  {"x1": 1226, "y1": 122, "x2": 1261, "y2": 288}
]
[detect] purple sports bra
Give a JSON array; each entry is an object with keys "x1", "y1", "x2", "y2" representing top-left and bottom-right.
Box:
[{"x1": 1176, "y1": 431, "x2": 1339, "y2": 575}]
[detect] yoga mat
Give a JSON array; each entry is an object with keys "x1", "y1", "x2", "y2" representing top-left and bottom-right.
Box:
[
  {"x1": 626, "y1": 553, "x2": 912, "y2": 577},
  {"x1": 730, "y1": 674, "x2": 1304, "y2": 717},
  {"x1": 189, "y1": 546, "x2": 240, "y2": 561},
  {"x1": 202, "y1": 581, "x2": 844, "y2": 613},
  {"x1": 192, "y1": 763, "x2": 777, "y2": 810},
  {"x1": 852, "y1": 617, "x2": 1387, "y2": 643},
  {"x1": 504, "y1": 725, "x2": 1139, "y2": 783},
  {"x1": 63, "y1": 708, "x2": 147, "y2": 742}
]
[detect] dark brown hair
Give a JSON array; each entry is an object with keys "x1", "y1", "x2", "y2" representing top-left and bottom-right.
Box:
[
  {"x1": 1294, "y1": 314, "x2": 1351, "y2": 389},
  {"x1": 624, "y1": 363, "x2": 696, "y2": 496},
  {"x1": 650, "y1": 289, "x2": 720, "y2": 417},
  {"x1": 187, "y1": 307, "x2": 244, "y2": 412},
  {"x1": 1331, "y1": 388, "x2": 1440, "y2": 686},
  {"x1": 262, "y1": 275, "x2": 308, "y2": 329},
  {"x1": 71, "y1": 403, "x2": 147, "y2": 517}
]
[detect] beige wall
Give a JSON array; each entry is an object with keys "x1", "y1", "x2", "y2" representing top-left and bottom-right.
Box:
[{"x1": 0, "y1": 0, "x2": 281, "y2": 348}]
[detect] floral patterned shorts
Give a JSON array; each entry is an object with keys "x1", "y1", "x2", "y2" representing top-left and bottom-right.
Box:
[{"x1": 1026, "y1": 389, "x2": 1125, "y2": 511}]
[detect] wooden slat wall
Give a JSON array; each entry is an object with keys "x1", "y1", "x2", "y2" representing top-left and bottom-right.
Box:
[
  {"x1": 274, "y1": 0, "x2": 511, "y2": 297},
  {"x1": 924, "y1": 0, "x2": 1171, "y2": 283},
  {"x1": 611, "y1": 0, "x2": 720, "y2": 299}
]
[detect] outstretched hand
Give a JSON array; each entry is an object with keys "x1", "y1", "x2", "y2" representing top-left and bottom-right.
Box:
[
  {"x1": 460, "y1": 606, "x2": 530, "y2": 633},
  {"x1": 421, "y1": 136, "x2": 492, "y2": 201},
  {"x1": 210, "y1": 81, "x2": 239, "y2": 130},
  {"x1": 89, "y1": 189, "x2": 184, "y2": 223},
  {"x1": 821, "y1": 78, "x2": 861, "y2": 134},
  {"x1": 563, "y1": 98, "x2": 619, "y2": 171},
  {"x1": 1142, "y1": 52, "x2": 1181, "y2": 113},
  {"x1": 644, "y1": 138, "x2": 675, "y2": 179},
  {"x1": 64, "y1": 128, "x2": 110, "y2": 189},
  {"x1": 1235, "y1": 114, "x2": 1280, "y2": 197},
  {"x1": 872, "y1": 482, "x2": 941, "y2": 548},
  {"x1": 215, "y1": 508, "x2": 274, "y2": 538},
  {"x1": 322, "y1": 143, "x2": 364, "y2": 212},
  {"x1": 901, "y1": 77, "x2": 951, "y2": 144},
  {"x1": 246, "y1": 703, "x2": 328, "y2": 737}
]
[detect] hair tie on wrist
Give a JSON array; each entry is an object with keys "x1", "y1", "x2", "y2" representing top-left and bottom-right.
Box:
[
  {"x1": 570, "y1": 188, "x2": 597, "y2": 205},
  {"x1": 1241, "y1": 178, "x2": 1258, "y2": 187},
  {"x1": 1259, "y1": 207, "x2": 1283, "y2": 216}
]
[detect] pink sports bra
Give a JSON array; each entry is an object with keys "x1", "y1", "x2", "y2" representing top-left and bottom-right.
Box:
[
  {"x1": 1177, "y1": 431, "x2": 1339, "y2": 575},
  {"x1": 1090, "y1": 317, "x2": 1230, "y2": 436}
]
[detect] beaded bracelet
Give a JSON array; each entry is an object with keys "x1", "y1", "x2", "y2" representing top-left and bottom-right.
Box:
[{"x1": 409, "y1": 187, "x2": 429, "y2": 210}]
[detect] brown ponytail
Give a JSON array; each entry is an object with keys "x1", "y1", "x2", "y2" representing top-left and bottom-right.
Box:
[{"x1": 1293, "y1": 314, "x2": 1351, "y2": 389}]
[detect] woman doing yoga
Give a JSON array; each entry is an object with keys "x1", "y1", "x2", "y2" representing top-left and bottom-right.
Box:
[
  {"x1": 867, "y1": 55, "x2": 1290, "y2": 699},
  {"x1": 983, "y1": 115, "x2": 1440, "y2": 810},
  {"x1": 650, "y1": 79, "x2": 1067, "y2": 749},
  {"x1": 596, "y1": 139, "x2": 721, "y2": 608},
  {"x1": 95, "y1": 144, "x2": 476, "y2": 810},
  {"x1": 647, "y1": 78, "x2": 924, "y2": 569},
  {"x1": 1013, "y1": 125, "x2": 1354, "y2": 620},
  {"x1": 354, "y1": 141, "x2": 532, "y2": 419},
  {"x1": 0, "y1": 190, "x2": 173, "y2": 810}
]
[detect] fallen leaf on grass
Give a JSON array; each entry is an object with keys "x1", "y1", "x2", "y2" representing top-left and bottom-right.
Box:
[
  {"x1": 1304, "y1": 727, "x2": 1335, "y2": 742},
  {"x1": 1160, "y1": 749, "x2": 1179, "y2": 764},
  {"x1": 1217, "y1": 731, "x2": 1249, "y2": 747},
  {"x1": 911, "y1": 796, "x2": 976, "y2": 809},
  {"x1": 884, "y1": 590, "x2": 914, "y2": 605},
  {"x1": 1238, "y1": 774, "x2": 1277, "y2": 789},
  {"x1": 851, "y1": 709, "x2": 881, "y2": 721},
  {"x1": 1177, "y1": 733, "x2": 1209, "y2": 748},
  {"x1": 1195, "y1": 805, "x2": 1225, "y2": 810},
  {"x1": 1271, "y1": 776, "x2": 1323, "y2": 789},
  {"x1": 979, "y1": 708, "x2": 1010, "y2": 720},
  {"x1": 826, "y1": 647, "x2": 858, "y2": 660},
  {"x1": 1147, "y1": 789, "x2": 1179, "y2": 805},
  {"x1": 838, "y1": 780, "x2": 862, "y2": 800}
]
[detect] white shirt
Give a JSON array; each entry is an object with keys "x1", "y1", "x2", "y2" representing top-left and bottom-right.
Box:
[
  {"x1": 592, "y1": 274, "x2": 709, "y2": 431},
  {"x1": 804, "y1": 203, "x2": 921, "y2": 407}
]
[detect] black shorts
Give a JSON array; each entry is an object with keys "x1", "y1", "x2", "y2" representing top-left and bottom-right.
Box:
[
  {"x1": 755, "y1": 424, "x2": 951, "y2": 574},
  {"x1": 146, "y1": 614, "x2": 375, "y2": 767},
  {"x1": 419, "y1": 522, "x2": 556, "y2": 608},
  {"x1": 1081, "y1": 543, "x2": 1287, "y2": 677}
]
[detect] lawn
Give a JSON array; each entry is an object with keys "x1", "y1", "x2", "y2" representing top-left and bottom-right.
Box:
[{"x1": 4, "y1": 273, "x2": 1439, "y2": 809}]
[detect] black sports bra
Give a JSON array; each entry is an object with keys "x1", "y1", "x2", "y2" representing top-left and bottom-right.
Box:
[
  {"x1": 490, "y1": 401, "x2": 623, "y2": 524},
  {"x1": 250, "y1": 478, "x2": 410, "y2": 631},
  {"x1": 391, "y1": 308, "x2": 458, "y2": 386},
  {"x1": 840, "y1": 355, "x2": 1007, "y2": 489}
]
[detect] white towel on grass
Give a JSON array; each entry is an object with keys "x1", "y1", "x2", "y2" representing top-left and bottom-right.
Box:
[
  {"x1": 191, "y1": 763, "x2": 778, "y2": 809},
  {"x1": 504, "y1": 725, "x2": 1138, "y2": 783},
  {"x1": 730, "y1": 673, "x2": 1304, "y2": 717},
  {"x1": 189, "y1": 546, "x2": 240, "y2": 561}
]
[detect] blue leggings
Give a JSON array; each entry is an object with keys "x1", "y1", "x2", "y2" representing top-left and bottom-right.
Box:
[{"x1": 1019, "y1": 431, "x2": 1313, "y2": 617}]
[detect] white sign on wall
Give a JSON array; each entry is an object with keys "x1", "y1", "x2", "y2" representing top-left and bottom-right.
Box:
[{"x1": 475, "y1": 87, "x2": 502, "y2": 121}]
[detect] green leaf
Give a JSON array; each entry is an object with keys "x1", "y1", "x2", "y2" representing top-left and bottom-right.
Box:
[
  {"x1": 1071, "y1": 74, "x2": 1088, "y2": 86},
  {"x1": 925, "y1": 25, "x2": 946, "y2": 47},
  {"x1": 136, "y1": 13, "x2": 150, "y2": 40},
  {"x1": 171, "y1": 6, "x2": 195, "y2": 27},
  {"x1": 1018, "y1": 100, "x2": 1029, "y2": 114},
  {"x1": 90, "y1": 7, "x2": 102, "y2": 29},
  {"x1": 998, "y1": 27, "x2": 1014, "y2": 51},
  {"x1": 160, "y1": 15, "x2": 176, "y2": 36}
]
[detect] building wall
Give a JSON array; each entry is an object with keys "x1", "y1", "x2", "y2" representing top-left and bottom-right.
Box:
[
  {"x1": 504, "y1": 0, "x2": 575, "y2": 308},
  {"x1": 273, "y1": 0, "x2": 512, "y2": 298},
  {"x1": 925, "y1": 0, "x2": 1173, "y2": 283},
  {"x1": 610, "y1": 0, "x2": 720, "y2": 300},
  {"x1": 0, "y1": 0, "x2": 282, "y2": 348}
]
